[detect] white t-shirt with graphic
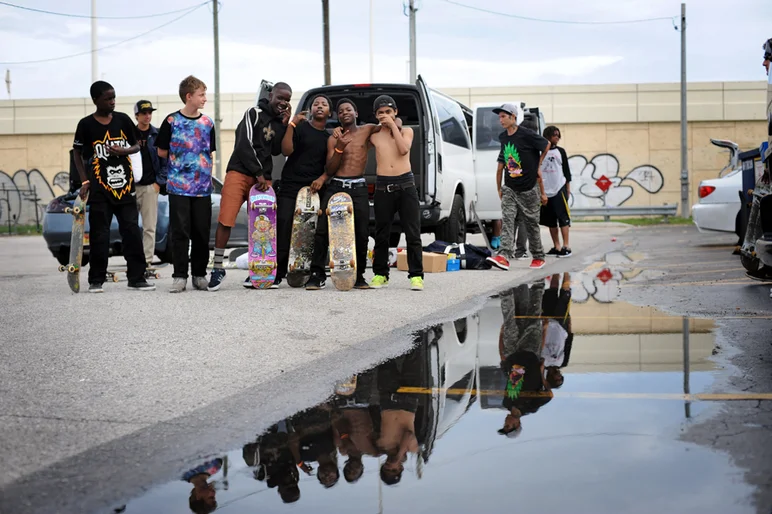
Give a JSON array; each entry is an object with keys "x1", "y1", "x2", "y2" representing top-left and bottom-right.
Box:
[{"x1": 540, "y1": 147, "x2": 566, "y2": 198}]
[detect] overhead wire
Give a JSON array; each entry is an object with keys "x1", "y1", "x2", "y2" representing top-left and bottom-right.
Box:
[
  {"x1": 437, "y1": 0, "x2": 676, "y2": 25},
  {"x1": 0, "y1": 3, "x2": 208, "y2": 65},
  {"x1": 0, "y1": 1, "x2": 208, "y2": 20}
]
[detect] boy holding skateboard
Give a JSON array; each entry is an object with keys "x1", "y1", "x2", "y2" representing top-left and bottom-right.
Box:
[
  {"x1": 306, "y1": 98, "x2": 373, "y2": 290},
  {"x1": 72, "y1": 81, "x2": 155, "y2": 292},
  {"x1": 274, "y1": 94, "x2": 331, "y2": 286},
  {"x1": 207, "y1": 83, "x2": 292, "y2": 291},
  {"x1": 369, "y1": 95, "x2": 423, "y2": 291},
  {"x1": 156, "y1": 75, "x2": 217, "y2": 293}
]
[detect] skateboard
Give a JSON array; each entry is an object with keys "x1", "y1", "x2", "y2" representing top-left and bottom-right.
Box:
[
  {"x1": 287, "y1": 186, "x2": 321, "y2": 288},
  {"x1": 58, "y1": 192, "x2": 88, "y2": 293},
  {"x1": 248, "y1": 185, "x2": 278, "y2": 289},
  {"x1": 470, "y1": 200, "x2": 492, "y2": 251},
  {"x1": 327, "y1": 192, "x2": 357, "y2": 291},
  {"x1": 105, "y1": 264, "x2": 167, "y2": 282}
]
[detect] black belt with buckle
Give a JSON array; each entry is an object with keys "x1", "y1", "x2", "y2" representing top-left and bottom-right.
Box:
[
  {"x1": 376, "y1": 181, "x2": 415, "y2": 193},
  {"x1": 332, "y1": 178, "x2": 367, "y2": 189}
]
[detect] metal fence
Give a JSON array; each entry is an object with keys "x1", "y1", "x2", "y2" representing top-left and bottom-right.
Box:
[
  {"x1": 0, "y1": 185, "x2": 43, "y2": 235},
  {"x1": 571, "y1": 204, "x2": 679, "y2": 222}
]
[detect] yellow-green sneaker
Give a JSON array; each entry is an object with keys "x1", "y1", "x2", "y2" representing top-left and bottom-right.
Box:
[
  {"x1": 410, "y1": 276, "x2": 424, "y2": 291},
  {"x1": 370, "y1": 275, "x2": 389, "y2": 288}
]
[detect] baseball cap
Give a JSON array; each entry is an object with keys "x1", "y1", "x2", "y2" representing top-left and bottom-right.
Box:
[
  {"x1": 373, "y1": 95, "x2": 397, "y2": 113},
  {"x1": 492, "y1": 103, "x2": 518, "y2": 116},
  {"x1": 134, "y1": 100, "x2": 157, "y2": 115}
]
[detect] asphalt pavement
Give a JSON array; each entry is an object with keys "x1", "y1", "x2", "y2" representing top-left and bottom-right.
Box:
[{"x1": 0, "y1": 223, "x2": 770, "y2": 513}]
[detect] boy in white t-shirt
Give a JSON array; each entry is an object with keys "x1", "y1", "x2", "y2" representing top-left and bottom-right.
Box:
[{"x1": 539, "y1": 126, "x2": 573, "y2": 257}]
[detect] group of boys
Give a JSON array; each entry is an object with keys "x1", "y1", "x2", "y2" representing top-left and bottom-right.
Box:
[{"x1": 73, "y1": 77, "x2": 425, "y2": 293}]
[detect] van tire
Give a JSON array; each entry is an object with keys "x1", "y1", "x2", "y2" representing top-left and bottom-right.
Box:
[{"x1": 435, "y1": 194, "x2": 466, "y2": 244}]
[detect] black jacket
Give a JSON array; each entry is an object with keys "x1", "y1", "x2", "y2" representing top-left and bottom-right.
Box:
[{"x1": 225, "y1": 98, "x2": 286, "y2": 180}]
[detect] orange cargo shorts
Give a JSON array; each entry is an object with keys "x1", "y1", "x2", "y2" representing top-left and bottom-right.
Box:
[{"x1": 218, "y1": 171, "x2": 256, "y2": 227}]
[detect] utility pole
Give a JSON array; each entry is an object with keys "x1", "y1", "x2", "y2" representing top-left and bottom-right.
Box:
[
  {"x1": 408, "y1": 0, "x2": 417, "y2": 83},
  {"x1": 213, "y1": 0, "x2": 222, "y2": 180},
  {"x1": 369, "y1": 0, "x2": 374, "y2": 82},
  {"x1": 679, "y1": 3, "x2": 688, "y2": 218},
  {"x1": 91, "y1": 0, "x2": 98, "y2": 83},
  {"x1": 322, "y1": 0, "x2": 331, "y2": 85}
]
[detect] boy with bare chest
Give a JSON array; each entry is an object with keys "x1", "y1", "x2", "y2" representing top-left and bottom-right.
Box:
[{"x1": 369, "y1": 95, "x2": 424, "y2": 290}]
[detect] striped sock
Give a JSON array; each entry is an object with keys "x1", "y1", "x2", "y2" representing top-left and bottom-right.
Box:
[{"x1": 213, "y1": 248, "x2": 225, "y2": 269}]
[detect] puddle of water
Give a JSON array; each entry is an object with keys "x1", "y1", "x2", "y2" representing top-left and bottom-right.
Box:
[{"x1": 119, "y1": 272, "x2": 755, "y2": 514}]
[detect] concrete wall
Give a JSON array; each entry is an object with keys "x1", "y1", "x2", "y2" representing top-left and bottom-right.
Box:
[{"x1": 0, "y1": 81, "x2": 766, "y2": 225}]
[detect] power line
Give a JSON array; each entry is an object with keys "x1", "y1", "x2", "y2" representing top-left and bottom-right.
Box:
[
  {"x1": 437, "y1": 0, "x2": 675, "y2": 25},
  {"x1": 0, "y1": 0, "x2": 207, "y2": 20},
  {"x1": 0, "y1": 3, "x2": 207, "y2": 65}
]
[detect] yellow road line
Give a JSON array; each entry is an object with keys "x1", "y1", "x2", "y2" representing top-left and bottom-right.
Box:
[{"x1": 395, "y1": 387, "x2": 772, "y2": 401}]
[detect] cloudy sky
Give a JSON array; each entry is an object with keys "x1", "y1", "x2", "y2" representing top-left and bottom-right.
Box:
[{"x1": 0, "y1": 0, "x2": 770, "y2": 99}]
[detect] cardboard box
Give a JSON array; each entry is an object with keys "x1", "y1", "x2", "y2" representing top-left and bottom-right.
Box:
[{"x1": 397, "y1": 251, "x2": 447, "y2": 273}]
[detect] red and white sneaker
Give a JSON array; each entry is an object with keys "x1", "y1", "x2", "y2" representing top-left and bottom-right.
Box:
[
  {"x1": 529, "y1": 259, "x2": 546, "y2": 269},
  {"x1": 487, "y1": 255, "x2": 510, "y2": 270}
]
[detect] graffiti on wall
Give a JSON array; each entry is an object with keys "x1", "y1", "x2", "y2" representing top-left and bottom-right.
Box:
[
  {"x1": 0, "y1": 169, "x2": 69, "y2": 226},
  {"x1": 566, "y1": 153, "x2": 664, "y2": 208}
]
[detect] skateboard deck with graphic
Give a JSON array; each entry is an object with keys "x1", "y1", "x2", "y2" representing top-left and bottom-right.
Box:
[
  {"x1": 327, "y1": 192, "x2": 357, "y2": 291},
  {"x1": 58, "y1": 192, "x2": 89, "y2": 293},
  {"x1": 248, "y1": 185, "x2": 278, "y2": 289},
  {"x1": 287, "y1": 186, "x2": 320, "y2": 288}
]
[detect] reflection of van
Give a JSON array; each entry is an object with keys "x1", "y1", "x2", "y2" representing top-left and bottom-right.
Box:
[{"x1": 260, "y1": 79, "x2": 546, "y2": 244}]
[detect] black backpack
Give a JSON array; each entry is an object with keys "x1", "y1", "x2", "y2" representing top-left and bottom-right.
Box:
[{"x1": 424, "y1": 241, "x2": 492, "y2": 270}]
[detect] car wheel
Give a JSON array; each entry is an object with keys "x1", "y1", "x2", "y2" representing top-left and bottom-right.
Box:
[
  {"x1": 735, "y1": 210, "x2": 743, "y2": 240},
  {"x1": 56, "y1": 247, "x2": 69, "y2": 266},
  {"x1": 740, "y1": 253, "x2": 760, "y2": 272},
  {"x1": 157, "y1": 244, "x2": 173, "y2": 264},
  {"x1": 435, "y1": 194, "x2": 466, "y2": 244}
]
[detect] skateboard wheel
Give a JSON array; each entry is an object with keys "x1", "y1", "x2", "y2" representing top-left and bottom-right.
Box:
[
  {"x1": 154, "y1": 273, "x2": 160, "y2": 279},
  {"x1": 318, "y1": 209, "x2": 323, "y2": 216},
  {"x1": 329, "y1": 260, "x2": 334, "y2": 269},
  {"x1": 273, "y1": 203, "x2": 277, "y2": 210},
  {"x1": 58, "y1": 265, "x2": 65, "y2": 272},
  {"x1": 64, "y1": 208, "x2": 72, "y2": 214},
  {"x1": 112, "y1": 274, "x2": 119, "y2": 282},
  {"x1": 67, "y1": 265, "x2": 77, "y2": 273},
  {"x1": 326, "y1": 207, "x2": 331, "y2": 216},
  {"x1": 347, "y1": 205, "x2": 353, "y2": 214},
  {"x1": 349, "y1": 259, "x2": 355, "y2": 268},
  {"x1": 295, "y1": 208, "x2": 302, "y2": 216},
  {"x1": 73, "y1": 206, "x2": 81, "y2": 215},
  {"x1": 290, "y1": 263, "x2": 296, "y2": 271}
]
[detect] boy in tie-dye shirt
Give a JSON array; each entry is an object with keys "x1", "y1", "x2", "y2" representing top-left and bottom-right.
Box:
[{"x1": 156, "y1": 75, "x2": 217, "y2": 293}]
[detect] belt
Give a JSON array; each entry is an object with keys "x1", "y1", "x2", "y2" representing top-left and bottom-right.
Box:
[
  {"x1": 332, "y1": 177, "x2": 367, "y2": 189},
  {"x1": 375, "y1": 181, "x2": 414, "y2": 193}
]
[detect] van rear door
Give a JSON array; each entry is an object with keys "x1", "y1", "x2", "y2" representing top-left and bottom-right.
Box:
[{"x1": 416, "y1": 75, "x2": 439, "y2": 201}]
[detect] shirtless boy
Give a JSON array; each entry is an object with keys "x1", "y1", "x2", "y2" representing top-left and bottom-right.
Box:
[
  {"x1": 369, "y1": 95, "x2": 423, "y2": 291},
  {"x1": 305, "y1": 98, "x2": 372, "y2": 290}
]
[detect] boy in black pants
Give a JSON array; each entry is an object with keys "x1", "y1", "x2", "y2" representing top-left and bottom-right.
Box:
[
  {"x1": 72, "y1": 81, "x2": 154, "y2": 292},
  {"x1": 369, "y1": 95, "x2": 424, "y2": 291},
  {"x1": 156, "y1": 76, "x2": 217, "y2": 293}
]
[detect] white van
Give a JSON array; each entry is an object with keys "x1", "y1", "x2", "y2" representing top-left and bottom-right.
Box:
[{"x1": 262, "y1": 78, "x2": 546, "y2": 245}]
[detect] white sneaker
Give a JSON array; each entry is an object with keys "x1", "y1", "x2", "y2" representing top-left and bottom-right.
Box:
[
  {"x1": 192, "y1": 276, "x2": 208, "y2": 291},
  {"x1": 169, "y1": 278, "x2": 186, "y2": 293}
]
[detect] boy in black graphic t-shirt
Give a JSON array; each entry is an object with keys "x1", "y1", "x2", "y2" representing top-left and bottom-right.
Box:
[
  {"x1": 72, "y1": 81, "x2": 154, "y2": 292},
  {"x1": 274, "y1": 94, "x2": 332, "y2": 287}
]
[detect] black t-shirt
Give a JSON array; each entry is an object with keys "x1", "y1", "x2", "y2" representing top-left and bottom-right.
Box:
[
  {"x1": 136, "y1": 127, "x2": 155, "y2": 186},
  {"x1": 280, "y1": 121, "x2": 330, "y2": 195},
  {"x1": 497, "y1": 126, "x2": 549, "y2": 192},
  {"x1": 501, "y1": 351, "x2": 552, "y2": 414},
  {"x1": 73, "y1": 112, "x2": 138, "y2": 203}
]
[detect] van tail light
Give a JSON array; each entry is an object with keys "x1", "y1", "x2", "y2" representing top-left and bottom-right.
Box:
[{"x1": 698, "y1": 185, "x2": 716, "y2": 198}]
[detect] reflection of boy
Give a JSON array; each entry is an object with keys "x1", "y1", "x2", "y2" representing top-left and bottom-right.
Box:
[
  {"x1": 242, "y1": 427, "x2": 300, "y2": 503},
  {"x1": 541, "y1": 273, "x2": 574, "y2": 389},
  {"x1": 498, "y1": 282, "x2": 552, "y2": 436},
  {"x1": 182, "y1": 458, "x2": 222, "y2": 514}
]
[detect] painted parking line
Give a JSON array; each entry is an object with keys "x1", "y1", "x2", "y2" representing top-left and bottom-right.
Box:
[{"x1": 395, "y1": 387, "x2": 772, "y2": 401}]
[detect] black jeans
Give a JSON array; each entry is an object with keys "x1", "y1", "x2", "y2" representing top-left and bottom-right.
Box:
[
  {"x1": 310, "y1": 181, "x2": 369, "y2": 281},
  {"x1": 169, "y1": 194, "x2": 212, "y2": 279},
  {"x1": 88, "y1": 200, "x2": 146, "y2": 285},
  {"x1": 373, "y1": 180, "x2": 423, "y2": 279}
]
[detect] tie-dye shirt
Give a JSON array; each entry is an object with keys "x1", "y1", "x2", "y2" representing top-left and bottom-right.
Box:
[{"x1": 156, "y1": 111, "x2": 217, "y2": 196}]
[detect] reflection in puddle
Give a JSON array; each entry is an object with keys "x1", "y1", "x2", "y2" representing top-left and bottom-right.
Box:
[{"x1": 121, "y1": 273, "x2": 755, "y2": 514}]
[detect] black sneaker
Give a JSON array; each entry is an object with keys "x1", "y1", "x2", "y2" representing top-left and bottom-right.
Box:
[
  {"x1": 746, "y1": 266, "x2": 772, "y2": 282},
  {"x1": 305, "y1": 275, "x2": 326, "y2": 290},
  {"x1": 557, "y1": 247, "x2": 573, "y2": 258},
  {"x1": 270, "y1": 278, "x2": 282, "y2": 289},
  {"x1": 243, "y1": 277, "x2": 255, "y2": 289},
  {"x1": 88, "y1": 283, "x2": 104, "y2": 293},
  {"x1": 128, "y1": 280, "x2": 156, "y2": 291},
  {"x1": 208, "y1": 268, "x2": 226, "y2": 291},
  {"x1": 354, "y1": 277, "x2": 370, "y2": 289},
  {"x1": 546, "y1": 247, "x2": 561, "y2": 257}
]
